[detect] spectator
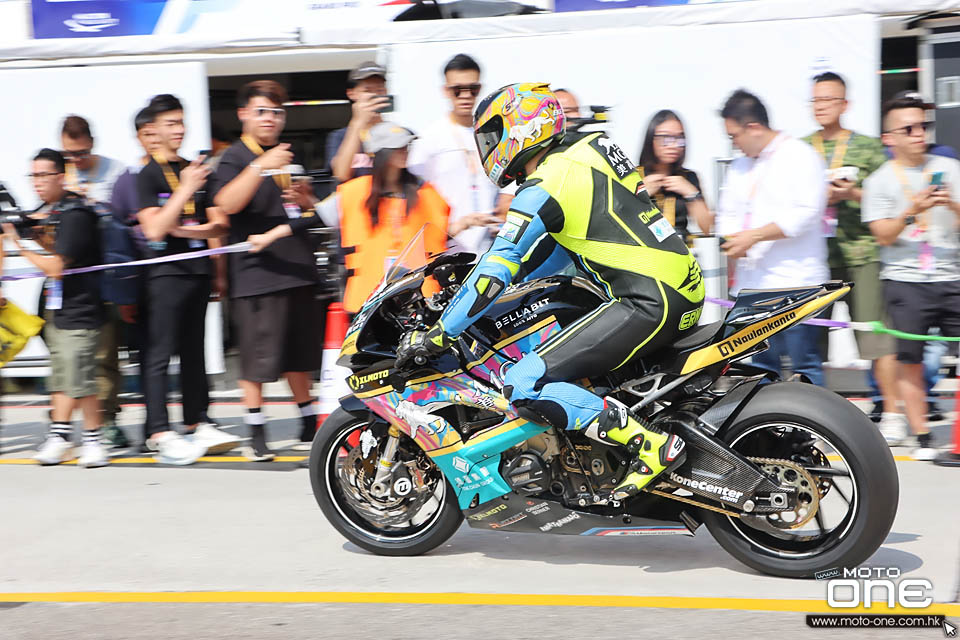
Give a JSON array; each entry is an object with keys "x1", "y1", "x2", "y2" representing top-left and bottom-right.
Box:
[
  {"x1": 886, "y1": 91, "x2": 959, "y2": 161},
  {"x1": 877, "y1": 90, "x2": 957, "y2": 425},
  {"x1": 60, "y1": 115, "x2": 129, "y2": 446},
  {"x1": 862, "y1": 94, "x2": 960, "y2": 460},
  {"x1": 408, "y1": 54, "x2": 507, "y2": 255},
  {"x1": 327, "y1": 62, "x2": 391, "y2": 183},
  {"x1": 210, "y1": 81, "x2": 324, "y2": 459},
  {"x1": 108, "y1": 106, "x2": 160, "y2": 447},
  {"x1": 639, "y1": 109, "x2": 714, "y2": 239},
  {"x1": 136, "y1": 93, "x2": 236, "y2": 465},
  {"x1": 716, "y1": 89, "x2": 828, "y2": 385},
  {"x1": 250, "y1": 122, "x2": 449, "y2": 314},
  {"x1": 554, "y1": 88, "x2": 581, "y2": 119},
  {"x1": 60, "y1": 115, "x2": 125, "y2": 211},
  {"x1": 3, "y1": 149, "x2": 107, "y2": 467},
  {"x1": 801, "y1": 72, "x2": 901, "y2": 433}
]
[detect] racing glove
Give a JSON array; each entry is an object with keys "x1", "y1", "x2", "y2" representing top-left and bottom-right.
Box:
[{"x1": 396, "y1": 324, "x2": 454, "y2": 370}]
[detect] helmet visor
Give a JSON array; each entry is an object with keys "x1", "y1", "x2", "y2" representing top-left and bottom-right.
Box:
[{"x1": 475, "y1": 115, "x2": 504, "y2": 164}]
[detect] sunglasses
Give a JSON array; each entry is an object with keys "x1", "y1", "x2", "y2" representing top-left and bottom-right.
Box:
[
  {"x1": 884, "y1": 121, "x2": 932, "y2": 136},
  {"x1": 62, "y1": 149, "x2": 92, "y2": 161},
  {"x1": 653, "y1": 134, "x2": 686, "y2": 148},
  {"x1": 253, "y1": 107, "x2": 286, "y2": 119},
  {"x1": 28, "y1": 172, "x2": 63, "y2": 179},
  {"x1": 809, "y1": 97, "x2": 844, "y2": 105},
  {"x1": 447, "y1": 83, "x2": 481, "y2": 98}
]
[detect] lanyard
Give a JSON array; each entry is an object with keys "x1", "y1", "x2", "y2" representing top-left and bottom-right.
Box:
[
  {"x1": 654, "y1": 193, "x2": 677, "y2": 227},
  {"x1": 891, "y1": 160, "x2": 932, "y2": 231},
  {"x1": 810, "y1": 130, "x2": 851, "y2": 170},
  {"x1": 241, "y1": 135, "x2": 290, "y2": 190},
  {"x1": 450, "y1": 118, "x2": 484, "y2": 213},
  {"x1": 151, "y1": 153, "x2": 195, "y2": 217},
  {"x1": 743, "y1": 134, "x2": 788, "y2": 229}
]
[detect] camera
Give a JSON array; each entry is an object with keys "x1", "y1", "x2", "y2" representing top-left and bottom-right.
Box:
[{"x1": 0, "y1": 210, "x2": 43, "y2": 234}]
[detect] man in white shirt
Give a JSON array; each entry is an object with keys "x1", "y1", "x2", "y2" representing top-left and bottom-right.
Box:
[
  {"x1": 408, "y1": 54, "x2": 509, "y2": 255},
  {"x1": 716, "y1": 89, "x2": 829, "y2": 385}
]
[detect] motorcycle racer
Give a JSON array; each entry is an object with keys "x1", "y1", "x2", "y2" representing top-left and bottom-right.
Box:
[{"x1": 397, "y1": 83, "x2": 705, "y2": 500}]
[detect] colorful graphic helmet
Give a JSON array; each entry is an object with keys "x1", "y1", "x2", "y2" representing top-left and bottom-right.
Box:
[{"x1": 474, "y1": 83, "x2": 566, "y2": 187}]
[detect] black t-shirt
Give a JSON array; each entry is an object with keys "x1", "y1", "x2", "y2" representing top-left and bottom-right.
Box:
[
  {"x1": 648, "y1": 167, "x2": 701, "y2": 240},
  {"x1": 207, "y1": 141, "x2": 318, "y2": 298},
  {"x1": 136, "y1": 157, "x2": 210, "y2": 278},
  {"x1": 50, "y1": 196, "x2": 103, "y2": 330}
]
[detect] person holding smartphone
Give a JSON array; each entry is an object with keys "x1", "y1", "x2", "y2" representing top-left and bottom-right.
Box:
[
  {"x1": 802, "y1": 72, "x2": 896, "y2": 431},
  {"x1": 136, "y1": 94, "x2": 235, "y2": 464},
  {"x1": 328, "y1": 62, "x2": 392, "y2": 184},
  {"x1": 863, "y1": 94, "x2": 960, "y2": 461}
]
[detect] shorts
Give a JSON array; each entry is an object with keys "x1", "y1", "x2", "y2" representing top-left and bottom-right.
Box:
[
  {"x1": 883, "y1": 279, "x2": 960, "y2": 364},
  {"x1": 847, "y1": 262, "x2": 895, "y2": 360},
  {"x1": 233, "y1": 285, "x2": 322, "y2": 383},
  {"x1": 44, "y1": 311, "x2": 100, "y2": 398}
]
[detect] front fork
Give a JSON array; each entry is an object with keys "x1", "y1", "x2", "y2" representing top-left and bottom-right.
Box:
[{"x1": 370, "y1": 424, "x2": 402, "y2": 498}]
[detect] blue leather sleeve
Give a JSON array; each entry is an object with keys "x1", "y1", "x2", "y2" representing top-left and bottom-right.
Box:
[{"x1": 437, "y1": 186, "x2": 555, "y2": 337}]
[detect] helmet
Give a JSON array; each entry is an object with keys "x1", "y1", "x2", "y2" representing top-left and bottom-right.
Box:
[{"x1": 474, "y1": 83, "x2": 566, "y2": 187}]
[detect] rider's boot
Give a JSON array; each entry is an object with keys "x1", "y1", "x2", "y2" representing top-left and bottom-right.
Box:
[{"x1": 585, "y1": 397, "x2": 687, "y2": 501}]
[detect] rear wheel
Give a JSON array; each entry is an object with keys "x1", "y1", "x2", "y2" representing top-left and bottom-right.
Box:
[
  {"x1": 701, "y1": 382, "x2": 899, "y2": 578},
  {"x1": 309, "y1": 407, "x2": 463, "y2": 556}
]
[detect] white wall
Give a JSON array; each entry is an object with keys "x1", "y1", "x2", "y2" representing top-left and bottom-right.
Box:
[
  {"x1": 387, "y1": 13, "x2": 880, "y2": 203},
  {"x1": 0, "y1": 61, "x2": 210, "y2": 210}
]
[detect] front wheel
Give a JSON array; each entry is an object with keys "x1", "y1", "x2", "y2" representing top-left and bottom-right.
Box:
[
  {"x1": 701, "y1": 382, "x2": 899, "y2": 578},
  {"x1": 309, "y1": 407, "x2": 463, "y2": 556}
]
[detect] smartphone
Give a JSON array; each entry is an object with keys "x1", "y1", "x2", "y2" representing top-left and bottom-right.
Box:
[
  {"x1": 197, "y1": 149, "x2": 213, "y2": 163},
  {"x1": 376, "y1": 95, "x2": 395, "y2": 114},
  {"x1": 931, "y1": 171, "x2": 944, "y2": 189}
]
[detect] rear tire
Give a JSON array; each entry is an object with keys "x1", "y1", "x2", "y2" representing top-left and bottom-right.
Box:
[
  {"x1": 701, "y1": 382, "x2": 899, "y2": 578},
  {"x1": 309, "y1": 407, "x2": 464, "y2": 556}
]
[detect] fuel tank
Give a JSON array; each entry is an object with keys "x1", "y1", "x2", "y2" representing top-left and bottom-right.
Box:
[{"x1": 468, "y1": 275, "x2": 608, "y2": 349}]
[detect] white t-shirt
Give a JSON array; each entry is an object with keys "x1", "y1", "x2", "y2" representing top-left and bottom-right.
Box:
[
  {"x1": 408, "y1": 117, "x2": 500, "y2": 255},
  {"x1": 716, "y1": 133, "x2": 828, "y2": 293},
  {"x1": 64, "y1": 155, "x2": 125, "y2": 213}
]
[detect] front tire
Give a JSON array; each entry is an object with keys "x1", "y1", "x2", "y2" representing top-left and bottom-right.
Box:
[
  {"x1": 701, "y1": 382, "x2": 899, "y2": 578},
  {"x1": 309, "y1": 407, "x2": 463, "y2": 556}
]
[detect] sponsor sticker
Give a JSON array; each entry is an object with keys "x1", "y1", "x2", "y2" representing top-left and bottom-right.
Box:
[{"x1": 649, "y1": 217, "x2": 676, "y2": 243}]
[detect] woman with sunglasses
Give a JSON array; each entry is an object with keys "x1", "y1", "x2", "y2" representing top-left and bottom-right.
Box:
[{"x1": 638, "y1": 110, "x2": 713, "y2": 240}]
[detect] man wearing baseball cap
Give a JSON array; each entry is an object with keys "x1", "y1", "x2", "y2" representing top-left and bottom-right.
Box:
[{"x1": 327, "y1": 61, "x2": 391, "y2": 183}]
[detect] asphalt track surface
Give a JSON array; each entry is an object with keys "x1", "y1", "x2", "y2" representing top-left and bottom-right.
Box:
[{"x1": 1, "y1": 400, "x2": 958, "y2": 639}]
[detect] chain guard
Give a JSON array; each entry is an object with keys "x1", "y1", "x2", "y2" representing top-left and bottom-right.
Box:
[{"x1": 650, "y1": 456, "x2": 822, "y2": 530}]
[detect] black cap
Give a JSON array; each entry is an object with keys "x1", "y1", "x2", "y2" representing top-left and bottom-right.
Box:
[
  {"x1": 348, "y1": 61, "x2": 387, "y2": 86},
  {"x1": 893, "y1": 90, "x2": 935, "y2": 110}
]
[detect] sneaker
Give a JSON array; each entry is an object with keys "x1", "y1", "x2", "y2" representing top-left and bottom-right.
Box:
[
  {"x1": 934, "y1": 451, "x2": 960, "y2": 467},
  {"x1": 868, "y1": 401, "x2": 883, "y2": 423},
  {"x1": 244, "y1": 428, "x2": 275, "y2": 462},
  {"x1": 189, "y1": 423, "x2": 241, "y2": 455},
  {"x1": 102, "y1": 423, "x2": 130, "y2": 449},
  {"x1": 878, "y1": 413, "x2": 908, "y2": 447},
  {"x1": 78, "y1": 441, "x2": 110, "y2": 468},
  {"x1": 151, "y1": 432, "x2": 207, "y2": 466},
  {"x1": 927, "y1": 401, "x2": 945, "y2": 423},
  {"x1": 34, "y1": 434, "x2": 74, "y2": 466},
  {"x1": 912, "y1": 445, "x2": 939, "y2": 461}
]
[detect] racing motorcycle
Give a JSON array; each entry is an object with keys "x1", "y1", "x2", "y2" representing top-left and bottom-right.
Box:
[{"x1": 309, "y1": 229, "x2": 899, "y2": 578}]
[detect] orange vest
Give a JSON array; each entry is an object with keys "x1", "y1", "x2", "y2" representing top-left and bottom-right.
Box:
[{"x1": 338, "y1": 176, "x2": 450, "y2": 313}]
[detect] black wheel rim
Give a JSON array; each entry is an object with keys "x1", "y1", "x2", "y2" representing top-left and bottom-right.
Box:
[
  {"x1": 323, "y1": 418, "x2": 447, "y2": 544},
  {"x1": 723, "y1": 421, "x2": 859, "y2": 560}
]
